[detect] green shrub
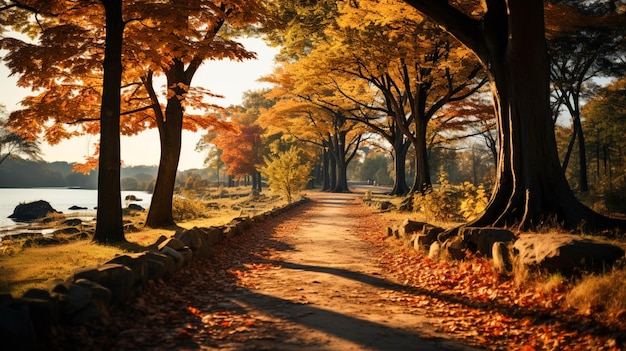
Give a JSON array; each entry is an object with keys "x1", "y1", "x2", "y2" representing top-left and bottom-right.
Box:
[
  {"x1": 459, "y1": 182, "x2": 489, "y2": 221},
  {"x1": 172, "y1": 192, "x2": 207, "y2": 221},
  {"x1": 413, "y1": 172, "x2": 489, "y2": 222},
  {"x1": 261, "y1": 147, "x2": 312, "y2": 203}
]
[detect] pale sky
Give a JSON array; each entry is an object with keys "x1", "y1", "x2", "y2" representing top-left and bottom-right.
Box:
[{"x1": 0, "y1": 38, "x2": 279, "y2": 171}]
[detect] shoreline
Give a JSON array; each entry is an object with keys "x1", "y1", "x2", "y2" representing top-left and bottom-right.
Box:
[{"x1": 0, "y1": 211, "x2": 98, "y2": 239}]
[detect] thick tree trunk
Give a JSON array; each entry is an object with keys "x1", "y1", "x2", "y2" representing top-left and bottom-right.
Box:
[
  {"x1": 327, "y1": 148, "x2": 337, "y2": 192},
  {"x1": 145, "y1": 67, "x2": 186, "y2": 228},
  {"x1": 94, "y1": 0, "x2": 125, "y2": 243},
  {"x1": 389, "y1": 124, "x2": 410, "y2": 195},
  {"x1": 403, "y1": 0, "x2": 626, "y2": 233},
  {"x1": 409, "y1": 118, "x2": 431, "y2": 195},
  {"x1": 322, "y1": 148, "x2": 331, "y2": 191},
  {"x1": 333, "y1": 153, "x2": 350, "y2": 192}
]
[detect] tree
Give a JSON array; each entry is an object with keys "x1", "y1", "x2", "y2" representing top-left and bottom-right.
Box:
[
  {"x1": 332, "y1": 1, "x2": 488, "y2": 195},
  {"x1": 1, "y1": 1, "x2": 270, "y2": 230},
  {"x1": 261, "y1": 147, "x2": 312, "y2": 203},
  {"x1": 401, "y1": 0, "x2": 626, "y2": 232},
  {"x1": 547, "y1": 1, "x2": 626, "y2": 192},
  {"x1": 1, "y1": 0, "x2": 128, "y2": 242},
  {"x1": 0, "y1": 110, "x2": 42, "y2": 164},
  {"x1": 136, "y1": 1, "x2": 265, "y2": 228},
  {"x1": 581, "y1": 78, "x2": 626, "y2": 213},
  {"x1": 212, "y1": 123, "x2": 265, "y2": 192}
]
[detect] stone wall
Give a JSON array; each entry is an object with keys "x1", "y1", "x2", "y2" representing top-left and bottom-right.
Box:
[{"x1": 0, "y1": 198, "x2": 308, "y2": 351}]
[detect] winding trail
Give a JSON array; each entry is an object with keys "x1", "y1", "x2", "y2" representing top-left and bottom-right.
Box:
[
  {"x1": 208, "y1": 192, "x2": 479, "y2": 351},
  {"x1": 56, "y1": 191, "x2": 481, "y2": 350}
]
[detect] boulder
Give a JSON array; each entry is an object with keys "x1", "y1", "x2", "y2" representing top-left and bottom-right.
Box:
[
  {"x1": 62, "y1": 218, "x2": 83, "y2": 226},
  {"x1": 8, "y1": 200, "x2": 60, "y2": 221},
  {"x1": 492, "y1": 242, "x2": 512, "y2": 273},
  {"x1": 459, "y1": 227, "x2": 516, "y2": 258},
  {"x1": 201, "y1": 227, "x2": 224, "y2": 246},
  {"x1": 50, "y1": 282, "x2": 92, "y2": 316},
  {"x1": 398, "y1": 219, "x2": 428, "y2": 241},
  {"x1": 124, "y1": 194, "x2": 142, "y2": 201},
  {"x1": 145, "y1": 251, "x2": 176, "y2": 278},
  {"x1": 159, "y1": 246, "x2": 185, "y2": 270},
  {"x1": 95, "y1": 264, "x2": 136, "y2": 305},
  {"x1": 513, "y1": 233, "x2": 625, "y2": 275},
  {"x1": 68, "y1": 205, "x2": 88, "y2": 210},
  {"x1": 428, "y1": 241, "x2": 442, "y2": 260},
  {"x1": 106, "y1": 253, "x2": 149, "y2": 287},
  {"x1": 442, "y1": 236, "x2": 466, "y2": 260},
  {"x1": 413, "y1": 225, "x2": 445, "y2": 250},
  {"x1": 157, "y1": 237, "x2": 186, "y2": 251}
]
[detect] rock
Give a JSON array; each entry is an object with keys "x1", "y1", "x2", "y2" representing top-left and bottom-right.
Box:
[
  {"x1": 513, "y1": 233, "x2": 625, "y2": 275},
  {"x1": 414, "y1": 225, "x2": 445, "y2": 250},
  {"x1": 2, "y1": 232, "x2": 43, "y2": 241},
  {"x1": 74, "y1": 279, "x2": 112, "y2": 311},
  {"x1": 398, "y1": 219, "x2": 428, "y2": 241},
  {"x1": 145, "y1": 251, "x2": 176, "y2": 278},
  {"x1": 492, "y1": 242, "x2": 512, "y2": 273},
  {"x1": 8, "y1": 200, "x2": 60, "y2": 221},
  {"x1": 459, "y1": 227, "x2": 516, "y2": 258},
  {"x1": 62, "y1": 218, "x2": 83, "y2": 226},
  {"x1": 428, "y1": 241, "x2": 442, "y2": 260},
  {"x1": 95, "y1": 264, "x2": 136, "y2": 305},
  {"x1": 159, "y1": 246, "x2": 185, "y2": 270},
  {"x1": 158, "y1": 237, "x2": 186, "y2": 251},
  {"x1": 200, "y1": 227, "x2": 224, "y2": 246},
  {"x1": 68, "y1": 205, "x2": 88, "y2": 210},
  {"x1": 128, "y1": 203, "x2": 144, "y2": 211},
  {"x1": 124, "y1": 194, "x2": 142, "y2": 201},
  {"x1": 50, "y1": 282, "x2": 92, "y2": 316},
  {"x1": 106, "y1": 253, "x2": 149, "y2": 288},
  {"x1": 23, "y1": 236, "x2": 67, "y2": 247},
  {"x1": 52, "y1": 227, "x2": 81, "y2": 236},
  {"x1": 175, "y1": 228, "x2": 212, "y2": 258},
  {"x1": 442, "y1": 236, "x2": 466, "y2": 260},
  {"x1": 374, "y1": 201, "x2": 393, "y2": 211}
]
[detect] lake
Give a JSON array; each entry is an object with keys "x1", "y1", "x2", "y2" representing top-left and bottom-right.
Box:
[{"x1": 0, "y1": 188, "x2": 152, "y2": 232}]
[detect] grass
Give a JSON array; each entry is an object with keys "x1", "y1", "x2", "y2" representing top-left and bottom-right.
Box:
[{"x1": 0, "y1": 187, "x2": 287, "y2": 297}]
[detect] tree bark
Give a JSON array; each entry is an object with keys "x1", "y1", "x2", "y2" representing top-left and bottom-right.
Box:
[
  {"x1": 145, "y1": 61, "x2": 188, "y2": 228},
  {"x1": 403, "y1": 0, "x2": 626, "y2": 232},
  {"x1": 94, "y1": 0, "x2": 125, "y2": 243},
  {"x1": 409, "y1": 117, "x2": 431, "y2": 194},
  {"x1": 390, "y1": 136, "x2": 410, "y2": 196}
]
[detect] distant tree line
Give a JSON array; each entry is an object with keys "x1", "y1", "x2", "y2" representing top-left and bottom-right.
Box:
[{"x1": 0, "y1": 158, "x2": 159, "y2": 190}]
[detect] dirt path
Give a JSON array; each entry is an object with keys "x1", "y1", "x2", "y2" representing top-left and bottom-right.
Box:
[
  {"x1": 204, "y1": 192, "x2": 479, "y2": 351},
  {"x1": 56, "y1": 191, "x2": 481, "y2": 350}
]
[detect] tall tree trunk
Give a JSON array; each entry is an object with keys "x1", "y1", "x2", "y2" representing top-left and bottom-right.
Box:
[
  {"x1": 575, "y1": 116, "x2": 589, "y2": 192},
  {"x1": 322, "y1": 148, "x2": 331, "y2": 191},
  {"x1": 409, "y1": 118, "x2": 431, "y2": 194},
  {"x1": 389, "y1": 127, "x2": 410, "y2": 195},
  {"x1": 403, "y1": 0, "x2": 626, "y2": 232},
  {"x1": 333, "y1": 152, "x2": 350, "y2": 192},
  {"x1": 328, "y1": 150, "x2": 337, "y2": 192},
  {"x1": 94, "y1": 0, "x2": 125, "y2": 243},
  {"x1": 145, "y1": 63, "x2": 187, "y2": 228}
]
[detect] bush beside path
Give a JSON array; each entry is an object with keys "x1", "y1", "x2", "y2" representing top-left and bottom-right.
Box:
[{"x1": 54, "y1": 192, "x2": 624, "y2": 350}]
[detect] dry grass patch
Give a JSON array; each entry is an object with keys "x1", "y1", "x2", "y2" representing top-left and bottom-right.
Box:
[
  {"x1": 0, "y1": 188, "x2": 287, "y2": 296},
  {"x1": 0, "y1": 240, "x2": 122, "y2": 296},
  {"x1": 567, "y1": 268, "x2": 626, "y2": 318}
]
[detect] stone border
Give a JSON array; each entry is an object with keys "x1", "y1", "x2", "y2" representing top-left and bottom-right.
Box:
[{"x1": 0, "y1": 198, "x2": 308, "y2": 350}]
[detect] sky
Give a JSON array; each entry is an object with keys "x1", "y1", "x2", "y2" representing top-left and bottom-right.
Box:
[{"x1": 0, "y1": 38, "x2": 280, "y2": 171}]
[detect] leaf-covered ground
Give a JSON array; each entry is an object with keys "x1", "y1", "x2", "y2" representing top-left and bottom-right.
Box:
[{"x1": 53, "y1": 192, "x2": 626, "y2": 350}]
